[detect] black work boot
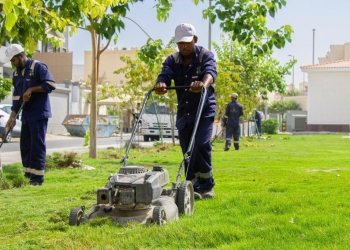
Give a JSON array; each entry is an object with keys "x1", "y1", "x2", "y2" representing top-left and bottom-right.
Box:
[{"x1": 234, "y1": 143, "x2": 239, "y2": 150}]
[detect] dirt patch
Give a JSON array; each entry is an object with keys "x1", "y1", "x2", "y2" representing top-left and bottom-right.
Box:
[{"x1": 306, "y1": 168, "x2": 341, "y2": 173}]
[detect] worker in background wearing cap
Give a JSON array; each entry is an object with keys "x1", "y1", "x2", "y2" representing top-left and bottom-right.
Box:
[
  {"x1": 154, "y1": 23, "x2": 217, "y2": 200},
  {"x1": 1, "y1": 44, "x2": 56, "y2": 186},
  {"x1": 222, "y1": 93, "x2": 244, "y2": 151}
]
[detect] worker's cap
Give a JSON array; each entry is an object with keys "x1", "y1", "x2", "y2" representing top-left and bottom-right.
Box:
[
  {"x1": 174, "y1": 23, "x2": 196, "y2": 43},
  {"x1": 1, "y1": 44, "x2": 24, "y2": 63},
  {"x1": 231, "y1": 93, "x2": 239, "y2": 98}
]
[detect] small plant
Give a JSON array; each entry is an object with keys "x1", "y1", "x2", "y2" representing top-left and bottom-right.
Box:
[
  {"x1": 45, "y1": 152, "x2": 81, "y2": 169},
  {"x1": 124, "y1": 140, "x2": 141, "y2": 149},
  {"x1": 153, "y1": 140, "x2": 161, "y2": 147},
  {"x1": 262, "y1": 118, "x2": 279, "y2": 134}
]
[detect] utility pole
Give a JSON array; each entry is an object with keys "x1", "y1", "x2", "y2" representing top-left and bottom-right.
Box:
[
  {"x1": 288, "y1": 54, "x2": 295, "y2": 87},
  {"x1": 208, "y1": 0, "x2": 212, "y2": 51},
  {"x1": 312, "y1": 29, "x2": 315, "y2": 65}
]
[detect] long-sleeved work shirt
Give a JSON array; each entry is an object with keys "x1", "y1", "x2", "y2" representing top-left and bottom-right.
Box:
[
  {"x1": 12, "y1": 58, "x2": 56, "y2": 122},
  {"x1": 156, "y1": 45, "x2": 217, "y2": 131},
  {"x1": 223, "y1": 101, "x2": 244, "y2": 128}
]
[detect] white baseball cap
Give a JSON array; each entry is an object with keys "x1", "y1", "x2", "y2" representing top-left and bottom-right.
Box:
[
  {"x1": 1, "y1": 44, "x2": 24, "y2": 63},
  {"x1": 231, "y1": 93, "x2": 239, "y2": 98},
  {"x1": 174, "y1": 23, "x2": 196, "y2": 43}
]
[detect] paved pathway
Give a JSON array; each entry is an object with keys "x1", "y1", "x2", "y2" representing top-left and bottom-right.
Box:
[{"x1": 0, "y1": 133, "x2": 156, "y2": 166}]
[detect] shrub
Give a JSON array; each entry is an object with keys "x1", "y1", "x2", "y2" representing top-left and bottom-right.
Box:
[
  {"x1": 45, "y1": 152, "x2": 81, "y2": 169},
  {"x1": 262, "y1": 118, "x2": 279, "y2": 134}
]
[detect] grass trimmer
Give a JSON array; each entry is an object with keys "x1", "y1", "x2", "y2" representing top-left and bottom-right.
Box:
[{"x1": 210, "y1": 128, "x2": 224, "y2": 146}]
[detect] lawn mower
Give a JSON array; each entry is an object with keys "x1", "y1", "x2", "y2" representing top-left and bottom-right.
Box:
[{"x1": 69, "y1": 86, "x2": 207, "y2": 225}]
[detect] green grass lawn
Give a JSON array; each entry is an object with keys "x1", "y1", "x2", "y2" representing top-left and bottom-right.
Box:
[{"x1": 0, "y1": 134, "x2": 349, "y2": 249}]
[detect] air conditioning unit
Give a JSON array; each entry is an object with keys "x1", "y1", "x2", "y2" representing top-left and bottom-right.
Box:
[{"x1": 294, "y1": 117, "x2": 307, "y2": 131}]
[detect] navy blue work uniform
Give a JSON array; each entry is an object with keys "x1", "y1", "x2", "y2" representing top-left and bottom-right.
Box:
[
  {"x1": 11, "y1": 59, "x2": 56, "y2": 184},
  {"x1": 156, "y1": 45, "x2": 217, "y2": 192},
  {"x1": 223, "y1": 101, "x2": 244, "y2": 150},
  {"x1": 255, "y1": 111, "x2": 262, "y2": 135}
]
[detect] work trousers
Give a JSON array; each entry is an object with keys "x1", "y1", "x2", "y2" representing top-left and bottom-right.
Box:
[
  {"x1": 226, "y1": 125, "x2": 240, "y2": 150},
  {"x1": 256, "y1": 122, "x2": 262, "y2": 135},
  {"x1": 21, "y1": 118, "x2": 48, "y2": 184},
  {"x1": 179, "y1": 117, "x2": 215, "y2": 192}
]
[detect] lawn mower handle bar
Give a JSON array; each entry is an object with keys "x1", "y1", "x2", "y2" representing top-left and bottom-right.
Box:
[
  {"x1": 155, "y1": 86, "x2": 190, "y2": 90},
  {"x1": 121, "y1": 86, "x2": 207, "y2": 166}
]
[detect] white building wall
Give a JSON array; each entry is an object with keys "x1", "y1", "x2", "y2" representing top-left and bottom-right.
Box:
[
  {"x1": 308, "y1": 71, "x2": 350, "y2": 124},
  {"x1": 48, "y1": 87, "x2": 71, "y2": 134}
]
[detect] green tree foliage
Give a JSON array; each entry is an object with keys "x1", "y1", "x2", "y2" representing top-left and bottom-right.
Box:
[
  {"x1": 0, "y1": 77, "x2": 12, "y2": 101},
  {"x1": 268, "y1": 100, "x2": 302, "y2": 118},
  {"x1": 256, "y1": 100, "x2": 268, "y2": 113},
  {"x1": 52, "y1": 0, "x2": 174, "y2": 158},
  {"x1": 1, "y1": 0, "x2": 292, "y2": 158},
  {"x1": 204, "y1": 0, "x2": 293, "y2": 55},
  {"x1": 0, "y1": 1, "x2": 70, "y2": 52},
  {"x1": 0, "y1": 0, "x2": 173, "y2": 158},
  {"x1": 213, "y1": 36, "x2": 294, "y2": 120},
  {"x1": 137, "y1": 0, "x2": 294, "y2": 61}
]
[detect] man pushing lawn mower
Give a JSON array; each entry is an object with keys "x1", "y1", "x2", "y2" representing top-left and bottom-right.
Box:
[{"x1": 154, "y1": 23, "x2": 217, "y2": 200}]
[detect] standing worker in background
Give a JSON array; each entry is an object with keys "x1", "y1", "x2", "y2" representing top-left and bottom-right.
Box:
[
  {"x1": 254, "y1": 109, "x2": 262, "y2": 135},
  {"x1": 2, "y1": 44, "x2": 56, "y2": 186},
  {"x1": 154, "y1": 23, "x2": 217, "y2": 199},
  {"x1": 222, "y1": 93, "x2": 244, "y2": 151}
]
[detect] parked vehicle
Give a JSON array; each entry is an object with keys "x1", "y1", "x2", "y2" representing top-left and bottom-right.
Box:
[
  {"x1": 141, "y1": 102, "x2": 178, "y2": 141},
  {"x1": 0, "y1": 104, "x2": 13, "y2": 115},
  {"x1": 0, "y1": 108, "x2": 21, "y2": 143}
]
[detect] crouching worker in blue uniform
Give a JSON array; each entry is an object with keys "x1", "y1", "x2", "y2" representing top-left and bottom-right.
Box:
[
  {"x1": 222, "y1": 93, "x2": 244, "y2": 151},
  {"x1": 2, "y1": 44, "x2": 56, "y2": 186},
  {"x1": 154, "y1": 23, "x2": 217, "y2": 200}
]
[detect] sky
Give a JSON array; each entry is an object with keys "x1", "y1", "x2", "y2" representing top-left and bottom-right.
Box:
[{"x1": 68, "y1": 0, "x2": 350, "y2": 87}]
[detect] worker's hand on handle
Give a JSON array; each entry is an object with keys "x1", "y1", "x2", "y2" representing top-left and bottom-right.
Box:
[
  {"x1": 6, "y1": 117, "x2": 16, "y2": 130},
  {"x1": 189, "y1": 81, "x2": 204, "y2": 93},
  {"x1": 5, "y1": 102, "x2": 26, "y2": 131},
  {"x1": 23, "y1": 89, "x2": 32, "y2": 102},
  {"x1": 154, "y1": 82, "x2": 167, "y2": 95}
]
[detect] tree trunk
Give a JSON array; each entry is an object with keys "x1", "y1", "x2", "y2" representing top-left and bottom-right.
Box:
[{"x1": 89, "y1": 27, "x2": 97, "y2": 158}]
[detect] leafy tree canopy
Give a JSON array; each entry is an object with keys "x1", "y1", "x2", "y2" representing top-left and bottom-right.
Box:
[
  {"x1": 0, "y1": 76, "x2": 12, "y2": 101},
  {"x1": 213, "y1": 35, "x2": 294, "y2": 120},
  {"x1": 268, "y1": 100, "x2": 302, "y2": 118},
  {"x1": 204, "y1": 0, "x2": 292, "y2": 55},
  {"x1": 1, "y1": 0, "x2": 293, "y2": 158}
]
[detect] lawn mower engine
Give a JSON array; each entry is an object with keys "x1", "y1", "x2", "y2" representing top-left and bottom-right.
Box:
[{"x1": 69, "y1": 165, "x2": 194, "y2": 225}]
